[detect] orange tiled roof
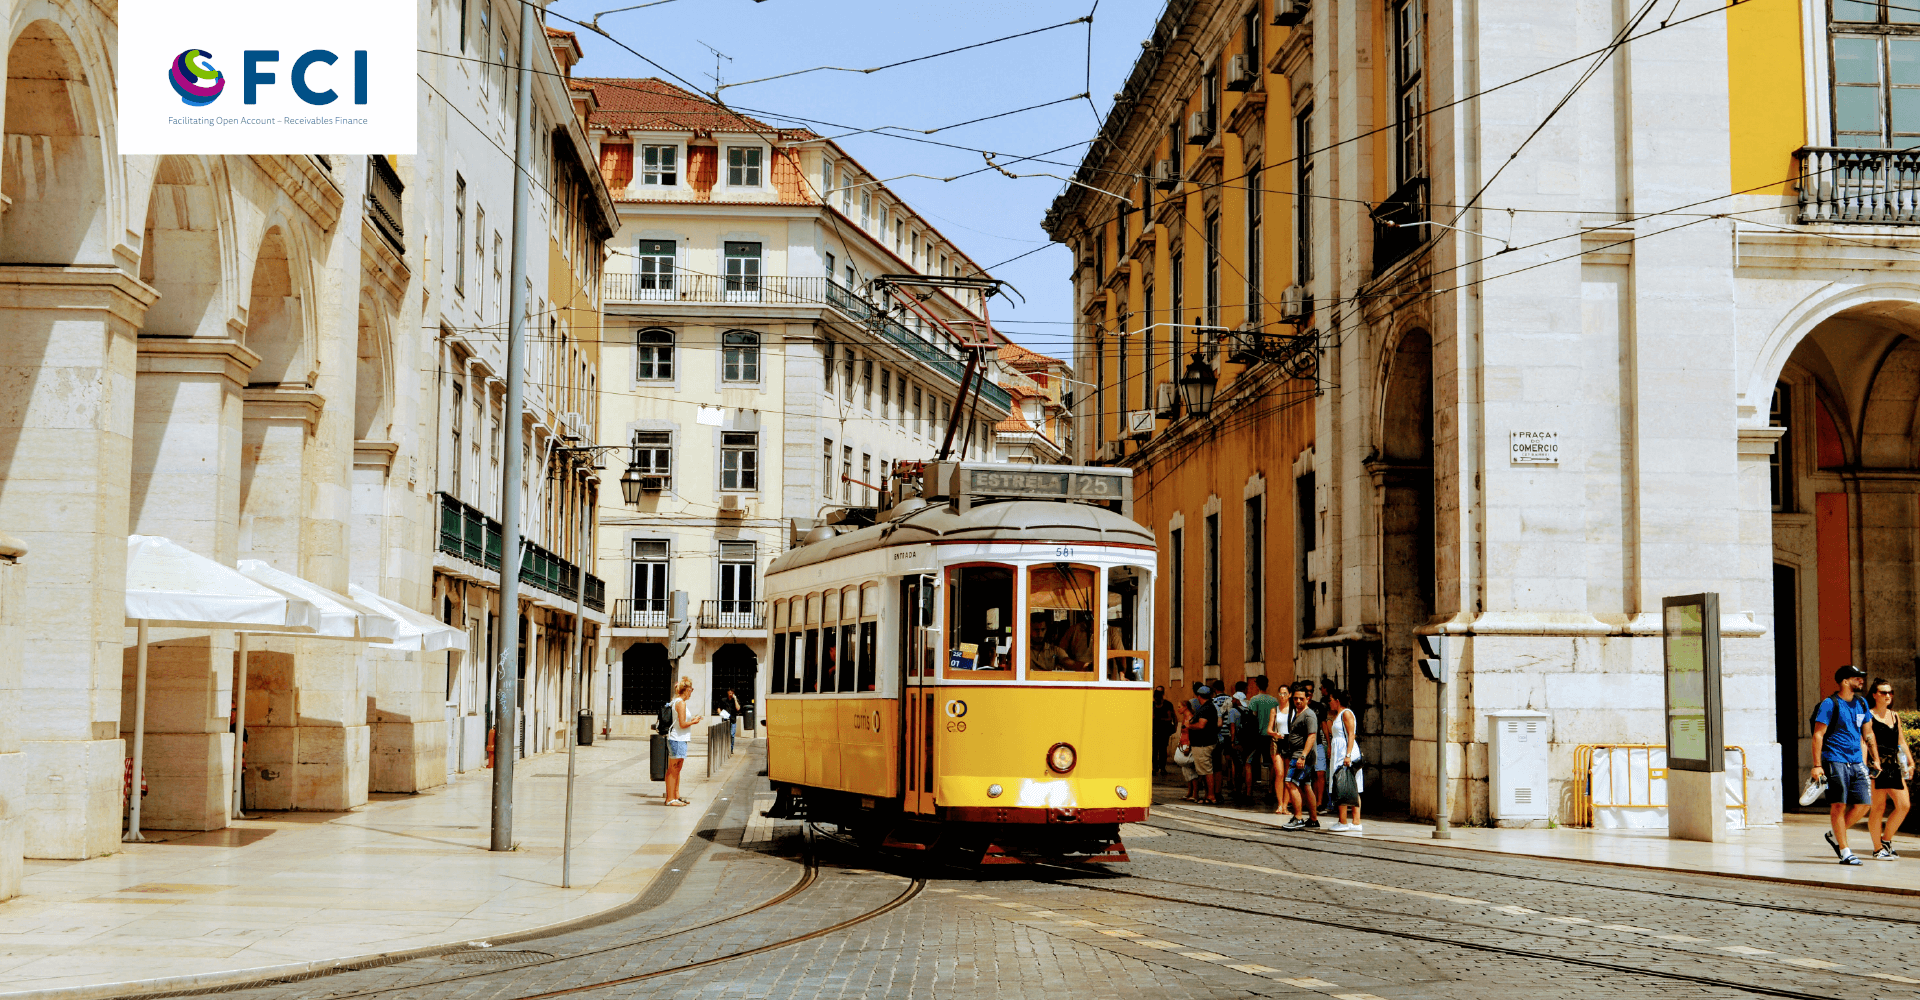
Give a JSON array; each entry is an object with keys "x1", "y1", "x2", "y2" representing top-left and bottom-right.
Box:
[
  {"x1": 581, "y1": 77, "x2": 816, "y2": 139},
  {"x1": 996, "y1": 341, "x2": 1063, "y2": 372}
]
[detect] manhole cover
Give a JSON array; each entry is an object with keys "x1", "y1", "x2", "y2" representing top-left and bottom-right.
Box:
[{"x1": 442, "y1": 950, "x2": 551, "y2": 965}]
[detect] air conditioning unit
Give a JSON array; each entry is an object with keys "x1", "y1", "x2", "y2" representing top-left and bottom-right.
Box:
[
  {"x1": 639, "y1": 475, "x2": 669, "y2": 493},
  {"x1": 1273, "y1": 0, "x2": 1308, "y2": 26},
  {"x1": 1154, "y1": 382, "x2": 1178, "y2": 417},
  {"x1": 561, "y1": 411, "x2": 587, "y2": 441},
  {"x1": 719, "y1": 493, "x2": 743, "y2": 512},
  {"x1": 1280, "y1": 284, "x2": 1311, "y2": 321},
  {"x1": 1154, "y1": 159, "x2": 1177, "y2": 190},
  {"x1": 1186, "y1": 111, "x2": 1211, "y2": 144},
  {"x1": 1125, "y1": 410, "x2": 1155, "y2": 438},
  {"x1": 1227, "y1": 54, "x2": 1257, "y2": 92}
]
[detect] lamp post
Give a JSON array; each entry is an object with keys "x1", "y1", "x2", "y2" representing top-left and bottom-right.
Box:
[{"x1": 1178, "y1": 351, "x2": 1218, "y2": 418}]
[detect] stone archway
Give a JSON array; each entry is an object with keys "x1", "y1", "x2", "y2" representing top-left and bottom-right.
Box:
[
  {"x1": 0, "y1": 19, "x2": 108, "y2": 265},
  {"x1": 1372, "y1": 327, "x2": 1435, "y2": 811},
  {"x1": 712, "y1": 643, "x2": 758, "y2": 717}
]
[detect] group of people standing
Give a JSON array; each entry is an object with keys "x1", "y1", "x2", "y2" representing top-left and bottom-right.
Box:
[{"x1": 1154, "y1": 676, "x2": 1364, "y2": 834}]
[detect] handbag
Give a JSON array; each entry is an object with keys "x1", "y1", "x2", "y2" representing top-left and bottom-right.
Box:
[
  {"x1": 1173, "y1": 744, "x2": 1194, "y2": 766},
  {"x1": 1331, "y1": 763, "x2": 1360, "y2": 805}
]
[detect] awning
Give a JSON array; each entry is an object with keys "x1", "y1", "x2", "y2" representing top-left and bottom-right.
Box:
[
  {"x1": 236, "y1": 561, "x2": 399, "y2": 641},
  {"x1": 349, "y1": 583, "x2": 469, "y2": 652},
  {"x1": 125, "y1": 535, "x2": 321, "y2": 631}
]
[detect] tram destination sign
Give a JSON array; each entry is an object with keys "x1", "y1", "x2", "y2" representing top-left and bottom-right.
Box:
[{"x1": 968, "y1": 468, "x2": 1125, "y2": 500}]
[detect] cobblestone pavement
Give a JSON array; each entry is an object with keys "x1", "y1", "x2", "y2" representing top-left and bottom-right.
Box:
[{"x1": 167, "y1": 756, "x2": 1920, "y2": 1000}]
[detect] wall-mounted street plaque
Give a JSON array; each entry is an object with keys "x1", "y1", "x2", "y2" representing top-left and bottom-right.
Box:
[{"x1": 1510, "y1": 429, "x2": 1560, "y2": 465}]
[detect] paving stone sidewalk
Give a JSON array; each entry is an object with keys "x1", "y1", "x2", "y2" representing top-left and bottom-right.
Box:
[{"x1": 0, "y1": 735, "x2": 749, "y2": 999}]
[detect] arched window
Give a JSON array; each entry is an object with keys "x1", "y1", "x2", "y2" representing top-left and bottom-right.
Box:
[
  {"x1": 636, "y1": 329, "x2": 673, "y2": 380},
  {"x1": 722, "y1": 330, "x2": 760, "y2": 382}
]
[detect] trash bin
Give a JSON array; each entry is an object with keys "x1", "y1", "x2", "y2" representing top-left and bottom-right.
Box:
[
  {"x1": 741, "y1": 705, "x2": 755, "y2": 733},
  {"x1": 649, "y1": 733, "x2": 668, "y2": 782},
  {"x1": 577, "y1": 709, "x2": 594, "y2": 747}
]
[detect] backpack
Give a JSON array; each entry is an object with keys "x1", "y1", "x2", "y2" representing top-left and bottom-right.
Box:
[{"x1": 658, "y1": 698, "x2": 675, "y2": 736}]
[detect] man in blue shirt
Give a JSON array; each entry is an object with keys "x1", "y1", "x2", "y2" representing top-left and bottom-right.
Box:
[{"x1": 1813, "y1": 664, "x2": 1881, "y2": 865}]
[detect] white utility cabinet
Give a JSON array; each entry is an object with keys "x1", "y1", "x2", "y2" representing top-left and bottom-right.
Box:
[{"x1": 1487, "y1": 710, "x2": 1550, "y2": 822}]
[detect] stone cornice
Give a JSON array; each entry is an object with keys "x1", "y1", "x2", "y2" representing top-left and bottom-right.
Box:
[
  {"x1": 354, "y1": 440, "x2": 399, "y2": 471},
  {"x1": 244, "y1": 386, "x2": 325, "y2": 426},
  {"x1": 1736, "y1": 425, "x2": 1786, "y2": 457},
  {"x1": 1225, "y1": 89, "x2": 1266, "y2": 138},
  {"x1": 1270, "y1": 20, "x2": 1313, "y2": 101},
  {"x1": 0, "y1": 265, "x2": 159, "y2": 325},
  {"x1": 137, "y1": 337, "x2": 262, "y2": 386},
  {"x1": 249, "y1": 154, "x2": 345, "y2": 232}
]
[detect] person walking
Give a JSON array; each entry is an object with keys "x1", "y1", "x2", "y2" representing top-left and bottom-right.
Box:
[
  {"x1": 1867, "y1": 677, "x2": 1913, "y2": 859},
  {"x1": 664, "y1": 676, "x2": 702, "y2": 807},
  {"x1": 1187, "y1": 683, "x2": 1219, "y2": 804},
  {"x1": 1325, "y1": 686, "x2": 1363, "y2": 834},
  {"x1": 1813, "y1": 665, "x2": 1879, "y2": 864},
  {"x1": 1271, "y1": 682, "x2": 1319, "y2": 828},
  {"x1": 1153, "y1": 686, "x2": 1178, "y2": 777}
]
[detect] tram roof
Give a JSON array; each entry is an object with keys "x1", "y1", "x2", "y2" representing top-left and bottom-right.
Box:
[{"x1": 767, "y1": 500, "x2": 1155, "y2": 576}]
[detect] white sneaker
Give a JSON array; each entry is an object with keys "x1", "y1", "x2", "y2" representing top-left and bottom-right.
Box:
[
  {"x1": 1340, "y1": 824, "x2": 1363, "y2": 835},
  {"x1": 1328, "y1": 822, "x2": 1352, "y2": 832}
]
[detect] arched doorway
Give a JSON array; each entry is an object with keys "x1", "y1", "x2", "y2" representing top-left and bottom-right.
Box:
[
  {"x1": 1375, "y1": 328, "x2": 1435, "y2": 810},
  {"x1": 621, "y1": 643, "x2": 670, "y2": 717},
  {"x1": 712, "y1": 643, "x2": 758, "y2": 717}
]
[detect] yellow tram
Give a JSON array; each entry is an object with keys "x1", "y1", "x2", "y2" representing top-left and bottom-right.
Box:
[{"x1": 762, "y1": 461, "x2": 1156, "y2": 863}]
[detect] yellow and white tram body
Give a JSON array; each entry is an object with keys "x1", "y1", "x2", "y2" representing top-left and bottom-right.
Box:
[{"x1": 763, "y1": 463, "x2": 1156, "y2": 862}]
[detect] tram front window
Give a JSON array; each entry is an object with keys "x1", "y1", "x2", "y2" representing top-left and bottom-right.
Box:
[
  {"x1": 1027, "y1": 563, "x2": 1098, "y2": 681},
  {"x1": 1106, "y1": 565, "x2": 1150, "y2": 682},
  {"x1": 946, "y1": 565, "x2": 1016, "y2": 679}
]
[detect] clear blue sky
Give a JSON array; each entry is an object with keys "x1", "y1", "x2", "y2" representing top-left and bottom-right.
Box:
[{"x1": 548, "y1": 0, "x2": 1166, "y2": 363}]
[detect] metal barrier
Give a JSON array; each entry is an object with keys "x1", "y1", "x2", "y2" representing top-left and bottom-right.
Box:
[
  {"x1": 705, "y1": 720, "x2": 735, "y2": 778},
  {"x1": 1571, "y1": 743, "x2": 1750, "y2": 829}
]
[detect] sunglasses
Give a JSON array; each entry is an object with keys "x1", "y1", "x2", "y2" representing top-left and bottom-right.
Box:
[{"x1": 1874, "y1": 688, "x2": 1894, "y2": 696}]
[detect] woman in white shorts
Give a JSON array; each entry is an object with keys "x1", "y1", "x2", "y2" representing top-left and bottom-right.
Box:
[{"x1": 665, "y1": 676, "x2": 702, "y2": 807}]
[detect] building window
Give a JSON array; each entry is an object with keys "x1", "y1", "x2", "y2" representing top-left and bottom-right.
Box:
[
  {"x1": 1297, "y1": 471, "x2": 1316, "y2": 636},
  {"x1": 453, "y1": 175, "x2": 467, "y2": 295},
  {"x1": 912, "y1": 385, "x2": 924, "y2": 435},
  {"x1": 1297, "y1": 107, "x2": 1314, "y2": 284},
  {"x1": 1204, "y1": 211, "x2": 1220, "y2": 328},
  {"x1": 840, "y1": 167, "x2": 853, "y2": 210},
  {"x1": 636, "y1": 328, "x2": 674, "y2": 380},
  {"x1": 818, "y1": 156, "x2": 832, "y2": 199},
  {"x1": 861, "y1": 453, "x2": 873, "y2": 504},
  {"x1": 721, "y1": 431, "x2": 758, "y2": 490},
  {"x1": 1170, "y1": 527, "x2": 1185, "y2": 671},
  {"x1": 879, "y1": 368, "x2": 892, "y2": 418},
  {"x1": 1771, "y1": 383, "x2": 1791, "y2": 512},
  {"x1": 724, "y1": 241, "x2": 762, "y2": 297},
  {"x1": 632, "y1": 539, "x2": 669, "y2": 621},
  {"x1": 896, "y1": 375, "x2": 908, "y2": 426},
  {"x1": 450, "y1": 379, "x2": 464, "y2": 497},
  {"x1": 721, "y1": 330, "x2": 760, "y2": 382},
  {"x1": 845, "y1": 263, "x2": 857, "y2": 290},
  {"x1": 879, "y1": 204, "x2": 890, "y2": 237},
  {"x1": 1245, "y1": 3, "x2": 1262, "y2": 67},
  {"x1": 1144, "y1": 280, "x2": 1157, "y2": 400},
  {"x1": 1167, "y1": 118, "x2": 1183, "y2": 175},
  {"x1": 825, "y1": 251, "x2": 836, "y2": 283},
  {"x1": 1203, "y1": 512, "x2": 1220, "y2": 665},
  {"x1": 473, "y1": 206, "x2": 486, "y2": 318},
  {"x1": 633, "y1": 430, "x2": 672, "y2": 489},
  {"x1": 842, "y1": 445, "x2": 854, "y2": 503},
  {"x1": 1170, "y1": 250, "x2": 1185, "y2": 354},
  {"x1": 861, "y1": 191, "x2": 872, "y2": 228},
  {"x1": 636, "y1": 239, "x2": 675, "y2": 294},
  {"x1": 1393, "y1": 0, "x2": 1427, "y2": 183},
  {"x1": 719, "y1": 541, "x2": 755, "y2": 615},
  {"x1": 824, "y1": 340, "x2": 837, "y2": 396},
  {"x1": 1247, "y1": 164, "x2": 1263, "y2": 324},
  {"x1": 1118, "y1": 315, "x2": 1131, "y2": 421},
  {"x1": 1832, "y1": 2, "x2": 1920, "y2": 146},
  {"x1": 862, "y1": 358, "x2": 874, "y2": 409},
  {"x1": 641, "y1": 144, "x2": 678, "y2": 185},
  {"x1": 1245, "y1": 495, "x2": 1264, "y2": 662},
  {"x1": 727, "y1": 146, "x2": 762, "y2": 186},
  {"x1": 1203, "y1": 66, "x2": 1220, "y2": 135},
  {"x1": 1094, "y1": 331, "x2": 1107, "y2": 446},
  {"x1": 822, "y1": 438, "x2": 834, "y2": 499}
]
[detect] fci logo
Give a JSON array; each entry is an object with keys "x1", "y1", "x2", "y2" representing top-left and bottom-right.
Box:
[{"x1": 167, "y1": 48, "x2": 371, "y2": 106}]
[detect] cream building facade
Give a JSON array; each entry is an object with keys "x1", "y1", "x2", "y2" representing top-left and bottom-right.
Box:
[
  {"x1": 578, "y1": 80, "x2": 1015, "y2": 730},
  {"x1": 0, "y1": 0, "x2": 606, "y2": 899}
]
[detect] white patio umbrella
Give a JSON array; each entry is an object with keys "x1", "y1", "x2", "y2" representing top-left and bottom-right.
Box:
[
  {"x1": 123, "y1": 535, "x2": 321, "y2": 843},
  {"x1": 226, "y1": 561, "x2": 400, "y2": 818},
  {"x1": 349, "y1": 583, "x2": 469, "y2": 652}
]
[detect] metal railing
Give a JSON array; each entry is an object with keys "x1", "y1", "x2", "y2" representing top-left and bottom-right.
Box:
[
  {"x1": 434, "y1": 493, "x2": 604, "y2": 610},
  {"x1": 611, "y1": 598, "x2": 668, "y2": 628},
  {"x1": 1795, "y1": 146, "x2": 1920, "y2": 224},
  {"x1": 1371, "y1": 175, "x2": 1429, "y2": 275},
  {"x1": 365, "y1": 155, "x2": 405, "y2": 255},
  {"x1": 1570, "y1": 743, "x2": 1749, "y2": 829},
  {"x1": 698, "y1": 599, "x2": 767, "y2": 629}
]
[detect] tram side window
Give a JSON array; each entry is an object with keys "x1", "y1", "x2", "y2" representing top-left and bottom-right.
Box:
[
  {"x1": 947, "y1": 564, "x2": 1016, "y2": 678},
  {"x1": 771, "y1": 629, "x2": 787, "y2": 694},
  {"x1": 1106, "y1": 566, "x2": 1150, "y2": 682},
  {"x1": 859, "y1": 620, "x2": 877, "y2": 690},
  {"x1": 1027, "y1": 564, "x2": 1099, "y2": 680},
  {"x1": 840, "y1": 619, "x2": 858, "y2": 692},
  {"x1": 804, "y1": 626, "x2": 820, "y2": 692},
  {"x1": 820, "y1": 625, "x2": 838, "y2": 692}
]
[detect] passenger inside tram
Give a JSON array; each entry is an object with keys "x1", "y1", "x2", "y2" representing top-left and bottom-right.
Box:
[{"x1": 1028, "y1": 564, "x2": 1098, "y2": 676}]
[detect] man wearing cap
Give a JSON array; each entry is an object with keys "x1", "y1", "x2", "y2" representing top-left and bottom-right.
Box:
[
  {"x1": 1186, "y1": 683, "x2": 1219, "y2": 804},
  {"x1": 1813, "y1": 665, "x2": 1880, "y2": 865}
]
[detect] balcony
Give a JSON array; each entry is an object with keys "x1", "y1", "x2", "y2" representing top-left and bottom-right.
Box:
[
  {"x1": 611, "y1": 598, "x2": 667, "y2": 629},
  {"x1": 698, "y1": 600, "x2": 767, "y2": 630},
  {"x1": 365, "y1": 155, "x2": 405, "y2": 255},
  {"x1": 434, "y1": 492, "x2": 604, "y2": 611},
  {"x1": 1796, "y1": 146, "x2": 1920, "y2": 225},
  {"x1": 604, "y1": 270, "x2": 828, "y2": 305},
  {"x1": 1371, "y1": 176, "x2": 1429, "y2": 275}
]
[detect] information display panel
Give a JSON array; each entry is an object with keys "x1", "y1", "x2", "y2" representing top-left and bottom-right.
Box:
[{"x1": 1661, "y1": 593, "x2": 1724, "y2": 773}]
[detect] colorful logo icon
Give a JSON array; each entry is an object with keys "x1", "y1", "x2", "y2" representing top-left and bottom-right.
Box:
[{"x1": 168, "y1": 50, "x2": 225, "y2": 106}]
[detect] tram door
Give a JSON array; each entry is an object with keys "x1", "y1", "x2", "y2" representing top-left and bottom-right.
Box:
[{"x1": 901, "y1": 575, "x2": 938, "y2": 814}]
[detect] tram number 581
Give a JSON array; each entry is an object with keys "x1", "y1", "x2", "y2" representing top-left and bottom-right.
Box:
[{"x1": 1054, "y1": 547, "x2": 1074, "y2": 558}]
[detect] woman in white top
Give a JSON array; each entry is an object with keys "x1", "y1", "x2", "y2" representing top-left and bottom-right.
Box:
[
  {"x1": 665, "y1": 676, "x2": 702, "y2": 807},
  {"x1": 1326, "y1": 686, "x2": 1363, "y2": 834}
]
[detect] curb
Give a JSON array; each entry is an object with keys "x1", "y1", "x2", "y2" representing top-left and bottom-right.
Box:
[
  {"x1": 1160, "y1": 802, "x2": 1920, "y2": 898},
  {"x1": 0, "y1": 747, "x2": 761, "y2": 1000}
]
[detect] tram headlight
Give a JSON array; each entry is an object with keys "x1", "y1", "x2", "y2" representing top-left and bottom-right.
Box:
[
  {"x1": 1115, "y1": 785, "x2": 1128, "y2": 801},
  {"x1": 987, "y1": 783, "x2": 1004, "y2": 798},
  {"x1": 1047, "y1": 742, "x2": 1077, "y2": 774}
]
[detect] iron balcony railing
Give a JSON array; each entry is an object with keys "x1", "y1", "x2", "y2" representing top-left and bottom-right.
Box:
[
  {"x1": 611, "y1": 598, "x2": 668, "y2": 629},
  {"x1": 435, "y1": 492, "x2": 604, "y2": 611},
  {"x1": 1795, "y1": 146, "x2": 1920, "y2": 225},
  {"x1": 365, "y1": 155, "x2": 405, "y2": 255},
  {"x1": 1371, "y1": 176, "x2": 1429, "y2": 275},
  {"x1": 698, "y1": 599, "x2": 767, "y2": 629}
]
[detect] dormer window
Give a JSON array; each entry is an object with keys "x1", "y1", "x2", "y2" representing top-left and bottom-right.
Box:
[
  {"x1": 641, "y1": 144, "x2": 678, "y2": 185},
  {"x1": 727, "y1": 146, "x2": 762, "y2": 186}
]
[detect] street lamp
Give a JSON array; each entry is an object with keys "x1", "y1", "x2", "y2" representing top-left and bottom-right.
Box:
[
  {"x1": 1178, "y1": 351, "x2": 1217, "y2": 419},
  {"x1": 618, "y1": 460, "x2": 645, "y2": 505}
]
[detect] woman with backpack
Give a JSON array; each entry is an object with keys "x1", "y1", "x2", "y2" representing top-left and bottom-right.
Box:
[
  {"x1": 1867, "y1": 677, "x2": 1914, "y2": 859},
  {"x1": 664, "y1": 676, "x2": 702, "y2": 807},
  {"x1": 1326, "y1": 687, "x2": 1363, "y2": 834}
]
